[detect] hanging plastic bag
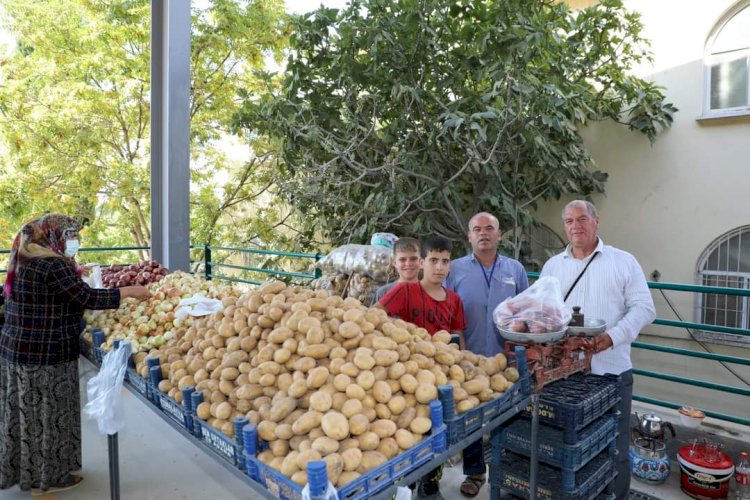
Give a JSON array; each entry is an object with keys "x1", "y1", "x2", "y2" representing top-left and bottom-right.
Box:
[
  {"x1": 83, "y1": 341, "x2": 130, "y2": 435},
  {"x1": 174, "y1": 293, "x2": 224, "y2": 318},
  {"x1": 493, "y1": 276, "x2": 571, "y2": 333},
  {"x1": 394, "y1": 486, "x2": 412, "y2": 500},
  {"x1": 300, "y1": 480, "x2": 337, "y2": 500},
  {"x1": 315, "y1": 244, "x2": 392, "y2": 282}
]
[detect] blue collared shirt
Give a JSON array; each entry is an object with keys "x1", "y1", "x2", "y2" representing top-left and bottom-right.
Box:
[{"x1": 445, "y1": 253, "x2": 529, "y2": 357}]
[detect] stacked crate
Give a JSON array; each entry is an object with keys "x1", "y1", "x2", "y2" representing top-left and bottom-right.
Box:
[{"x1": 489, "y1": 373, "x2": 621, "y2": 500}]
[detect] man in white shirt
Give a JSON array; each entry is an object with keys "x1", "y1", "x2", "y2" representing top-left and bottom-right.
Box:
[{"x1": 541, "y1": 200, "x2": 655, "y2": 500}]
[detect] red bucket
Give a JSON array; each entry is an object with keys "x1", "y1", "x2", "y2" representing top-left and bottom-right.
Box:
[{"x1": 677, "y1": 443, "x2": 734, "y2": 499}]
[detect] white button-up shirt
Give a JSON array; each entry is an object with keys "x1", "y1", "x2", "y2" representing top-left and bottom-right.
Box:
[{"x1": 540, "y1": 238, "x2": 655, "y2": 375}]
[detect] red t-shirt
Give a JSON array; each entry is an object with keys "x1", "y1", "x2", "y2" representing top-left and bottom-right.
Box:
[{"x1": 379, "y1": 282, "x2": 466, "y2": 335}]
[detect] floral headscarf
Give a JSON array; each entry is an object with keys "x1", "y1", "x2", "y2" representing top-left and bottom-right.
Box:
[{"x1": 3, "y1": 214, "x2": 83, "y2": 298}]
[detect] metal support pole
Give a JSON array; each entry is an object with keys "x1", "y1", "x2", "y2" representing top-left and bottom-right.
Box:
[
  {"x1": 107, "y1": 433, "x2": 120, "y2": 500},
  {"x1": 529, "y1": 393, "x2": 540, "y2": 500},
  {"x1": 204, "y1": 244, "x2": 212, "y2": 280}
]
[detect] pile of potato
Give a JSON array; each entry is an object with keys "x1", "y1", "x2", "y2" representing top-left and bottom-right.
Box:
[{"x1": 134, "y1": 280, "x2": 519, "y2": 488}]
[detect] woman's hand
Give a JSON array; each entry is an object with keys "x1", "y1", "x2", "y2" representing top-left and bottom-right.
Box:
[{"x1": 120, "y1": 285, "x2": 152, "y2": 301}]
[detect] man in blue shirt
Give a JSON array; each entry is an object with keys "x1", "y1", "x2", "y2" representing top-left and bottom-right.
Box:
[{"x1": 446, "y1": 212, "x2": 529, "y2": 497}]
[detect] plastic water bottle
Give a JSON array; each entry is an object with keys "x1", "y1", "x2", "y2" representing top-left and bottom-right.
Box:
[{"x1": 736, "y1": 451, "x2": 750, "y2": 500}]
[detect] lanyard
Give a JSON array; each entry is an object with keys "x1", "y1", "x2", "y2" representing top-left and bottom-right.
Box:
[{"x1": 478, "y1": 255, "x2": 498, "y2": 291}]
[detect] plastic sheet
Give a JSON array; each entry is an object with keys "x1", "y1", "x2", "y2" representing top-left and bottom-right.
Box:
[
  {"x1": 83, "y1": 341, "x2": 130, "y2": 435},
  {"x1": 174, "y1": 293, "x2": 224, "y2": 318}
]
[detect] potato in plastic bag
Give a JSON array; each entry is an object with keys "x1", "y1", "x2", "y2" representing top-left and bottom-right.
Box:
[
  {"x1": 315, "y1": 244, "x2": 392, "y2": 282},
  {"x1": 492, "y1": 276, "x2": 571, "y2": 334}
]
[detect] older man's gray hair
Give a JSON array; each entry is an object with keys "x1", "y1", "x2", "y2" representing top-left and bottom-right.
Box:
[{"x1": 562, "y1": 200, "x2": 598, "y2": 219}]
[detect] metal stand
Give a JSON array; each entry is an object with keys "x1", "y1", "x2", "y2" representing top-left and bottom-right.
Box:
[
  {"x1": 529, "y1": 394, "x2": 540, "y2": 500},
  {"x1": 107, "y1": 433, "x2": 120, "y2": 500}
]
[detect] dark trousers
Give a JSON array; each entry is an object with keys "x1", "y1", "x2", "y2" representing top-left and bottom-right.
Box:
[
  {"x1": 615, "y1": 370, "x2": 633, "y2": 500},
  {"x1": 462, "y1": 438, "x2": 485, "y2": 476}
]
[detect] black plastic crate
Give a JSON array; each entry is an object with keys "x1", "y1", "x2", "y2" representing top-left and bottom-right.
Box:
[
  {"x1": 523, "y1": 373, "x2": 619, "y2": 443},
  {"x1": 490, "y1": 449, "x2": 615, "y2": 500},
  {"x1": 498, "y1": 414, "x2": 618, "y2": 473}
]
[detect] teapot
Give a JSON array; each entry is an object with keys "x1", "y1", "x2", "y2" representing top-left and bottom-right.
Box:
[{"x1": 635, "y1": 412, "x2": 675, "y2": 441}]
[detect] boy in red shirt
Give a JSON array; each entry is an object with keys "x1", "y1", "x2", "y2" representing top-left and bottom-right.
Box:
[{"x1": 378, "y1": 235, "x2": 466, "y2": 497}]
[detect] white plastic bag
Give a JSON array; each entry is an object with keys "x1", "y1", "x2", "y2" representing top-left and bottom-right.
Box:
[
  {"x1": 316, "y1": 244, "x2": 392, "y2": 282},
  {"x1": 394, "y1": 486, "x2": 412, "y2": 500},
  {"x1": 301, "y1": 481, "x2": 337, "y2": 500},
  {"x1": 174, "y1": 293, "x2": 224, "y2": 318},
  {"x1": 82, "y1": 264, "x2": 104, "y2": 288},
  {"x1": 493, "y1": 276, "x2": 571, "y2": 333},
  {"x1": 83, "y1": 341, "x2": 130, "y2": 435}
]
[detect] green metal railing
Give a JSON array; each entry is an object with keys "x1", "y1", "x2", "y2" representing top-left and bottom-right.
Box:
[{"x1": 1, "y1": 246, "x2": 748, "y2": 426}]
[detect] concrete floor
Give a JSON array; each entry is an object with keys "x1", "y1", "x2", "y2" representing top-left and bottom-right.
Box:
[{"x1": 0, "y1": 360, "x2": 726, "y2": 500}]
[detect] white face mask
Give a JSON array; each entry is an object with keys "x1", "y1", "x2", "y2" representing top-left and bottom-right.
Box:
[{"x1": 64, "y1": 239, "x2": 80, "y2": 258}]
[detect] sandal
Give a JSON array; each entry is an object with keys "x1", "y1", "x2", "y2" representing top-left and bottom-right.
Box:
[
  {"x1": 31, "y1": 474, "x2": 83, "y2": 496},
  {"x1": 460, "y1": 475, "x2": 485, "y2": 498}
]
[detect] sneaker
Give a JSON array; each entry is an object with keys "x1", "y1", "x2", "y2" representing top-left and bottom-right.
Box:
[{"x1": 31, "y1": 475, "x2": 83, "y2": 496}]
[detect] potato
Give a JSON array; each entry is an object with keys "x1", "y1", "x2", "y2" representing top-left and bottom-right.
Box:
[
  {"x1": 358, "y1": 451, "x2": 388, "y2": 473},
  {"x1": 463, "y1": 378, "x2": 489, "y2": 395},
  {"x1": 371, "y1": 336, "x2": 397, "y2": 350},
  {"x1": 338, "y1": 321, "x2": 361, "y2": 339},
  {"x1": 288, "y1": 380, "x2": 308, "y2": 398},
  {"x1": 416, "y1": 369, "x2": 436, "y2": 386},
  {"x1": 310, "y1": 391, "x2": 334, "y2": 412},
  {"x1": 371, "y1": 419, "x2": 397, "y2": 439},
  {"x1": 291, "y1": 470, "x2": 308, "y2": 486},
  {"x1": 387, "y1": 395, "x2": 406, "y2": 416},
  {"x1": 341, "y1": 448, "x2": 363, "y2": 472},
  {"x1": 410, "y1": 416, "x2": 432, "y2": 434},
  {"x1": 215, "y1": 401, "x2": 233, "y2": 420},
  {"x1": 339, "y1": 438, "x2": 360, "y2": 453},
  {"x1": 372, "y1": 380, "x2": 393, "y2": 403},
  {"x1": 301, "y1": 343, "x2": 332, "y2": 359},
  {"x1": 353, "y1": 353, "x2": 376, "y2": 371},
  {"x1": 415, "y1": 384, "x2": 438, "y2": 404},
  {"x1": 355, "y1": 371, "x2": 375, "y2": 390},
  {"x1": 281, "y1": 452, "x2": 300, "y2": 476},
  {"x1": 504, "y1": 367, "x2": 520, "y2": 382},
  {"x1": 295, "y1": 449, "x2": 323, "y2": 470},
  {"x1": 270, "y1": 397, "x2": 297, "y2": 422},
  {"x1": 270, "y1": 439, "x2": 289, "y2": 457},
  {"x1": 348, "y1": 414, "x2": 370, "y2": 436},
  {"x1": 321, "y1": 411, "x2": 350, "y2": 440},
  {"x1": 490, "y1": 373, "x2": 508, "y2": 392},
  {"x1": 457, "y1": 399, "x2": 476, "y2": 413},
  {"x1": 396, "y1": 407, "x2": 417, "y2": 429},
  {"x1": 257, "y1": 420, "x2": 277, "y2": 442},
  {"x1": 373, "y1": 349, "x2": 399, "y2": 367},
  {"x1": 196, "y1": 401, "x2": 211, "y2": 420},
  {"x1": 312, "y1": 436, "x2": 340, "y2": 455},
  {"x1": 395, "y1": 428, "x2": 417, "y2": 449},
  {"x1": 387, "y1": 362, "x2": 406, "y2": 380},
  {"x1": 357, "y1": 432, "x2": 380, "y2": 451},
  {"x1": 341, "y1": 399, "x2": 364, "y2": 418},
  {"x1": 399, "y1": 374, "x2": 418, "y2": 394},
  {"x1": 323, "y1": 453, "x2": 344, "y2": 484},
  {"x1": 292, "y1": 411, "x2": 323, "y2": 435},
  {"x1": 275, "y1": 423, "x2": 294, "y2": 440},
  {"x1": 307, "y1": 366, "x2": 330, "y2": 389},
  {"x1": 345, "y1": 384, "x2": 366, "y2": 401},
  {"x1": 377, "y1": 437, "x2": 400, "y2": 459}
]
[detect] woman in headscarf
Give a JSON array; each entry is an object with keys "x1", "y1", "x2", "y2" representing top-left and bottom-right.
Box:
[{"x1": 0, "y1": 214, "x2": 150, "y2": 496}]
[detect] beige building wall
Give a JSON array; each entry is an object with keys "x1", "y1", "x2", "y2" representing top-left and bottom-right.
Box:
[{"x1": 538, "y1": 0, "x2": 750, "y2": 418}]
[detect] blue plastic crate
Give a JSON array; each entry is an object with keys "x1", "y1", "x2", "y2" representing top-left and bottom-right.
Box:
[
  {"x1": 193, "y1": 418, "x2": 243, "y2": 467},
  {"x1": 523, "y1": 373, "x2": 619, "y2": 444},
  {"x1": 245, "y1": 423, "x2": 447, "y2": 500},
  {"x1": 153, "y1": 389, "x2": 192, "y2": 430},
  {"x1": 125, "y1": 367, "x2": 150, "y2": 399},
  {"x1": 490, "y1": 449, "x2": 615, "y2": 500},
  {"x1": 497, "y1": 415, "x2": 617, "y2": 490},
  {"x1": 437, "y1": 347, "x2": 532, "y2": 447}
]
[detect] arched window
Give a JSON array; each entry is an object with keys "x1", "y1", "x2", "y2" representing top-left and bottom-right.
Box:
[
  {"x1": 704, "y1": 2, "x2": 750, "y2": 116},
  {"x1": 696, "y1": 226, "x2": 750, "y2": 344}
]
